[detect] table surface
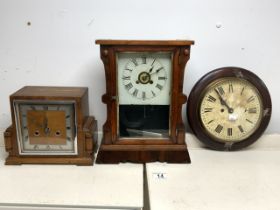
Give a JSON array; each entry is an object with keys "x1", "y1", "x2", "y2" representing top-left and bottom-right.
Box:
[
  {"x1": 146, "y1": 134, "x2": 280, "y2": 210},
  {"x1": 0, "y1": 147, "x2": 143, "y2": 210},
  {"x1": 0, "y1": 133, "x2": 279, "y2": 210}
]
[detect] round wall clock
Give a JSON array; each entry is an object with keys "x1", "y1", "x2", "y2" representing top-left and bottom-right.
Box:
[{"x1": 187, "y1": 67, "x2": 272, "y2": 150}]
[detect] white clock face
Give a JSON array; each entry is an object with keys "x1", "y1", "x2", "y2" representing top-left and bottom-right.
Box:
[
  {"x1": 199, "y1": 78, "x2": 263, "y2": 142},
  {"x1": 14, "y1": 101, "x2": 78, "y2": 155},
  {"x1": 117, "y1": 52, "x2": 172, "y2": 105}
]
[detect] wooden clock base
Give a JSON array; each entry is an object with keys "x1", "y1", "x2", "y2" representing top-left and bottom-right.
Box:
[
  {"x1": 96, "y1": 144, "x2": 191, "y2": 164},
  {"x1": 5, "y1": 156, "x2": 95, "y2": 166}
]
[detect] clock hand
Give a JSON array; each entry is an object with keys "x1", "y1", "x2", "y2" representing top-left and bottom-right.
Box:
[
  {"x1": 214, "y1": 88, "x2": 234, "y2": 113},
  {"x1": 148, "y1": 65, "x2": 154, "y2": 73},
  {"x1": 149, "y1": 67, "x2": 164, "y2": 76},
  {"x1": 43, "y1": 117, "x2": 50, "y2": 135}
]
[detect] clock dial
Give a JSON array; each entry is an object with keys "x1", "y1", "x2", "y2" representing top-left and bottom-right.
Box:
[
  {"x1": 200, "y1": 78, "x2": 263, "y2": 142},
  {"x1": 117, "y1": 52, "x2": 172, "y2": 105},
  {"x1": 121, "y1": 56, "x2": 168, "y2": 100},
  {"x1": 14, "y1": 101, "x2": 77, "y2": 155}
]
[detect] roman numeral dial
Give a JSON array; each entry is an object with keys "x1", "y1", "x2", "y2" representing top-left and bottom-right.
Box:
[
  {"x1": 119, "y1": 53, "x2": 172, "y2": 103},
  {"x1": 200, "y1": 78, "x2": 263, "y2": 142}
]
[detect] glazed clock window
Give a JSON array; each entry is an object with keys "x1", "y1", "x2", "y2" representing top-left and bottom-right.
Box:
[{"x1": 116, "y1": 52, "x2": 173, "y2": 138}]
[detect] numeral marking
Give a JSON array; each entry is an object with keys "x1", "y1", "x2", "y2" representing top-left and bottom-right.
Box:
[
  {"x1": 25, "y1": 135, "x2": 29, "y2": 141},
  {"x1": 46, "y1": 145, "x2": 51, "y2": 150},
  {"x1": 43, "y1": 105, "x2": 48, "y2": 110},
  {"x1": 34, "y1": 145, "x2": 39, "y2": 150},
  {"x1": 66, "y1": 115, "x2": 70, "y2": 119},
  {"x1": 238, "y1": 125, "x2": 244, "y2": 133},
  {"x1": 125, "y1": 82, "x2": 133, "y2": 90},
  {"x1": 142, "y1": 91, "x2": 146, "y2": 100},
  {"x1": 156, "y1": 84, "x2": 163, "y2": 90},
  {"x1": 151, "y1": 90, "x2": 156, "y2": 97},
  {"x1": 31, "y1": 105, "x2": 36, "y2": 110},
  {"x1": 67, "y1": 137, "x2": 71, "y2": 141},
  {"x1": 125, "y1": 68, "x2": 133, "y2": 72},
  {"x1": 241, "y1": 87, "x2": 245, "y2": 95},
  {"x1": 131, "y1": 58, "x2": 138, "y2": 66},
  {"x1": 248, "y1": 107, "x2": 257, "y2": 113},
  {"x1": 229, "y1": 83, "x2": 233, "y2": 93},
  {"x1": 217, "y1": 86, "x2": 225, "y2": 95},
  {"x1": 151, "y1": 58, "x2": 156, "y2": 66},
  {"x1": 227, "y1": 128, "x2": 232, "y2": 136},
  {"x1": 158, "y1": 76, "x2": 167, "y2": 80},
  {"x1": 66, "y1": 126, "x2": 71, "y2": 130},
  {"x1": 132, "y1": 89, "x2": 138, "y2": 97},
  {"x1": 207, "y1": 120, "x2": 214, "y2": 124},
  {"x1": 122, "y1": 76, "x2": 131, "y2": 80},
  {"x1": 56, "y1": 106, "x2": 61, "y2": 110},
  {"x1": 215, "y1": 124, "x2": 223, "y2": 133},
  {"x1": 204, "y1": 108, "x2": 213, "y2": 113},
  {"x1": 247, "y1": 96, "x2": 255, "y2": 103},
  {"x1": 207, "y1": 95, "x2": 216, "y2": 103},
  {"x1": 246, "y1": 119, "x2": 253, "y2": 124},
  {"x1": 142, "y1": 56, "x2": 146, "y2": 64}
]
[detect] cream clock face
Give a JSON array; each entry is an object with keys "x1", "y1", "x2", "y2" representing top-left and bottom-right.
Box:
[
  {"x1": 14, "y1": 101, "x2": 77, "y2": 155},
  {"x1": 200, "y1": 78, "x2": 263, "y2": 142},
  {"x1": 117, "y1": 52, "x2": 172, "y2": 105}
]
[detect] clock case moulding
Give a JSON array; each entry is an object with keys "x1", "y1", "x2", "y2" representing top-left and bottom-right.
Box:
[
  {"x1": 4, "y1": 86, "x2": 98, "y2": 165},
  {"x1": 95, "y1": 40, "x2": 194, "y2": 163}
]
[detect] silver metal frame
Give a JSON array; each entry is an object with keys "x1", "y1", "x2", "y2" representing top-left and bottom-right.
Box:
[{"x1": 13, "y1": 100, "x2": 78, "y2": 156}]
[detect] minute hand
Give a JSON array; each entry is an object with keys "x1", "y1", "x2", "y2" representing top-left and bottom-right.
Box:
[
  {"x1": 214, "y1": 89, "x2": 233, "y2": 113},
  {"x1": 150, "y1": 67, "x2": 164, "y2": 76}
]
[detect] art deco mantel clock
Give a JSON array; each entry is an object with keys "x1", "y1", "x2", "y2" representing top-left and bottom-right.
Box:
[
  {"x1": 95, "y1": 40, "x2": 194, "y2": 163},
  {"x1": 4, "y1": 86, "x2": 97, "y2": 165}
]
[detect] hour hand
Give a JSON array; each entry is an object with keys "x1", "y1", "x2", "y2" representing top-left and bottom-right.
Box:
[
  {"x1": 43, "y1": 117, "x2": 50, "y2": 135},
  {"x1": 148, "y1": 65, "x2": 154, "y2": 73},
  {"x1": 214, "y1": 88, "x2": 233, "y2": 113}
]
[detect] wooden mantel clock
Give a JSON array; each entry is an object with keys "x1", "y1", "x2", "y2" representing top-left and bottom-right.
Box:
[
  {"x1": 95, "y1": 40, "x2": 194, "y2": 163},
  {"x1": 4, "y1": 86, "x2": 97, "y2": 165}
]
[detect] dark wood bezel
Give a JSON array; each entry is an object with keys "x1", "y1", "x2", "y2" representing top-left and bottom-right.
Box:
[
  {"x1": 4, "y1": 86, "x2": 97, "y2": 165},
  {"x1": 187, "y1": 67, "x2": 272, "y2": 150},
  {"x1": 96, "y1": 40, "x2": 194, "y2": 163}
]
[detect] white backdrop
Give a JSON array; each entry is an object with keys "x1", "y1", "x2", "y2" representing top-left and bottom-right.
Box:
[{"x1": 0, "y1": 0, "x2": 279, "y2": 135}]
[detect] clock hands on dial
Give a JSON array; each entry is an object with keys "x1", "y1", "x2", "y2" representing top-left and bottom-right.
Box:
[
  {"x1": 43, "y1": 116, "x2": 50, "y2": 136},
  {"x1": 148, "y1": 65, "x2": 154, "y2": 73},
  {"x1": 149, "y1": 67, "x2": 163, "y2": 76},
  {"x1": 214, "y1": 88, "x2": 234, "y2": 113},
  {"x1": 136, "y1": 65, "x2": 163, "y2": 84}
]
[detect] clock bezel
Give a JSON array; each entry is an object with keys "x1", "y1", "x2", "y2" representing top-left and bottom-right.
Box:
[
  {"x1": 108, "y1": 46, "x2": 181, "y2": 145},
  {"x1": 187, "y1": 67, "x2": 272, "y2": 150},
  {"x1": 13, "y1": 100, "x2": 78, "y2": 156}
]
